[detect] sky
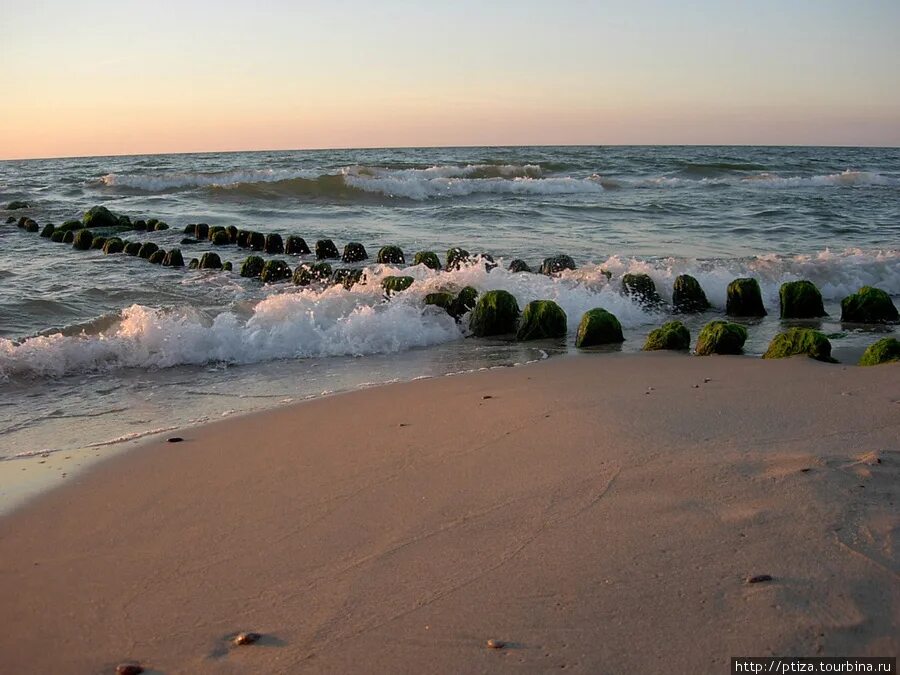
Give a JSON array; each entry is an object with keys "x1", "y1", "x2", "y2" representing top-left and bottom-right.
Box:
[{"x1": 1, "y1": 0, "x2": 899, "y2": 159}]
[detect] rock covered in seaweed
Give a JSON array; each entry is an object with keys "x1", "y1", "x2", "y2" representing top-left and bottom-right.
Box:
[
  {"x1": 575, "y1": 308, "x2": 624, "y2": 347},
  {"x1": 6, "y1": 200, "x2": 29, "y2": 210},
  {"x1": 333, "y1": 268, "x2": 364, "y2": 289},
  {"x1": 50, "y1": 230, "x2": 66, "y2": 242},
  {"x1": 840, "y1": 286, "x2": 898, "y2": 324},
  {"x1": 123, "y1": 241, "x2": 141, "y2": 256},
  {"x1": 72, "y1": 229, "x2": 94, "y2": 250},
  {"x1": 103, "y1": 238, "x2": 125, "y2": 254},
  {"x1": 240, "y1": 255, "x2": 265, "y2": 278},
  {"x1": 24, "y1": 219, "x2": 39, "y2": 232},
  {"x1": 643, "y1": 321, "x2": 691, "y2": 351},
  {"x1": 199, "y1": 252, "x2": 223, "y2": 269},
  {"x1": 222, "y1": 261, "x2": 233, "y2": 271},
  {"x1": 726, "y1": 278, "x2": 767, "y2": 317},
  {"x1": 58, "y1": 220, "x2": 84, "y2": 233},
  {"x1": 293, "y1": 261, "x2": 332, "y2": 285},
  {"x1": 672, "y1": 274, "x2": 710, "y2": 313},
  {"x1": 194, "y1": 223, "x2": 209, "y2": 239},
  {"x1": 82, "y1": 206, "x2": 119, "y2": 228},
  {"x1": 315, "y1": 239, "x2": 339, "y2": 260},
  {"x1": 285, "y1": 235, "x2": 310, "y2": 255},
  {"x1": 414, "y1": 251, "x2": 441, "y2": 270},
  {"x1": 90, "y1": 236, "x2": 107, "y2": 250},
  {"x1": 381, "y1": 275, "x2": 414, "y2": 294},
  {"x1": 508, "y1": 259, "x2": 532, "y2": 273},
  {"x1": 211, "y1": 230, "x2": 230, "y2": 245},
  {"x1": 148, "y1": 249, "x2": 166, "y2": 265},
  {"x1": 163, "y1": 249, "x2": 185, "y2": 267},
  {"x1": 540, "y1": 254, "x2": 576, "y2": 276},
  {"x1": 859, "y1": 337, "x2": 900, "y2": 366},
  {"x1": 469, "y1": 290, "x2": 520, "y2": 337},
  {"x1": 137, "y1": 242, "x2": 159, "y2": 259},
  {"x1": 260, "y1": 259, "x2": 292, "y2": 283},
  {"x1": 265, "y1": 233, "x2": 284, "y2": 254},
  {"x1": 248, "y1": 231, "x2": 265, "y2": 251},
  {"x1": 39, "y1": 223, "x2": 56, "y2": 238},
  {"x1": 779, "y1": 280, "x2": 826, "y2": 319},
  {"x1": 622, "y1": 273, "x2": 662, "y2": 306},
  {"x1": 342, "y1": 242, "x2": 368, "y2": 262},
  {"x1": 62, "y1": 230, "x2": 76, "y2": 244},
  {"x1": 695, "y1": 320, "x2": 748, "y2": 355},
  {"x1": 763, "y1": 327, "x2": 835, "y2": 362},
  {"x1": 188, "y1": 258, "x2": 200, "y2": 269},
  {"x1": 446, "y1": 247, "x2": 470, "y2": 270},
  {"x1": 516, "y1": 300, "x2": 567, "y2": 341},
  {"x1": 378, "y1": 245, "x2": 405, "y2": 265}
]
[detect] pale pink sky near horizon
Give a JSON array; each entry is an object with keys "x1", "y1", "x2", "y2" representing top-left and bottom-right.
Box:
[{"x1": 2, "y1": 0, "x2": 899, "y2": 160}]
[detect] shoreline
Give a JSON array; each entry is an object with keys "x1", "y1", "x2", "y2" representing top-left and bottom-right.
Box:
[{"x1": 0, "y1": 352, "x2": 897, "y2": 673}]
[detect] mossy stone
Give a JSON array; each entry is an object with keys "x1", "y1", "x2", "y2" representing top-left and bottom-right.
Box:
[
  {"x1": 260, "y1": 260, "x2": 292, "y2": 283},
  {"x1": 207, "y1": 226, "x2": 226, "y2": 241},
  {"x1": 672, "y1": 274, "x2": 710, "y2": 313},
  {"x1": 695, "y1": 320, "x2": 748, "y2": 355},
  {"x1": 293, "y1": 262, "x2": 332, "y2": 286},
  {"x1": 378, "y1": 245, "x2": 405, "y2": 265},
  {"x1": 425, "y1": 292, "x2": 455, "y2": 312},
  {"x1": 24, "y1": 219, "x2": 40, "y2": 232},
  {"x1": 469, "y1": 290, "x2": 520, "y2": 337},
  {"x1": 83, "y1": 206, "x2": 118, "y2": 228},
  {"x1": 123, "y1": 241, "x2": 141, "y2": 256},
  {"x1": 58, "y1": 220, "x2": 84, "y2": 233},
  {"x1": 5, "y1": 216, "x2": 15, "y2": 224},
  {"x1": 194, "y1": 223, "x2": 209, "y2": 239},
  {"x1": 840, "y1": 286, "x2": 898, "y2": 324},
  {"x1": 6, "y1": 200, "x2": 29, "y2": 210},
  {"x1": 452, "y1": 286, "x2": 479, "y2": 318},
  {"x1": 285, "y1": 235, "x2": 310, "y2": 255},
  {"x1": 117, "y1": 215, "x2": 132, "y2": 228},
  {"x1": 50, "y1": 230, "x2": 66, "y2": 243},
  {"x1": 72, "y1": 229, "x2": 94, "y2": 250},
  {"x1": 199, "y1": 252, "x2": 223, "y2": 270},
  {"x1": 236, "y1": 230, "x2": 250, "y2": 247},
  {"x1": 540, "y1": 255, "x2": 576, "y2": 276},
  {"x1": 183, "y1": 224, "x2": 196, "y2": 234},
  {"x1": 508, "y1": 259, "x2": 532, "y2": 273},
  {"x1": 146, "y1": 218, "x2": 159, "y2": 229},
  {"x1": 90, "y1": 236, "x2": 107, "y2": 250},
  {"x1": 265, "y1": 233, "x2": 284, "y2": 254},
  {"x1": 163, "y1": 249, "x2": 184, "y2": 267},
  {"x1": 333, "y1": 268, "x2": 364, "y2": 289},
  {"x1": 859, "y1": 337, "x2": 900, "y2": 366},
  {"x1": 381, "y1": 275, "x2": 414, "y2": 294},
  {"x1": 103, "y1": 238, "x2": 125, "y2": 254},
  {"x1": 132, "y1": 219, "x2": 147, "y2": 231},
  {"x1": 342, "y1": 242, "x2": 368, "y2": 262},
  {"x1": 315, "y1": 239, "x2": 339, "y2": 259},
  {"x1": 414, "y1": 251, "x2": 441, "y2": 270},
  {"x1": 211, "y1": 230, "x2": 230, "y2": 245},
  {"x1": 763, "y1": 327, "x2": 835, "y2": 362},
  {"x1": 516, "y1": 300, "x2": 567, "y2": 341},
  {"x1": 622, "y1": 273, "x2": 662, "y2": 306},
  {"x1": 62, "y1": 230, "x2": 76, "y2": 244},
  {"x1": 248, "y1": 231, "x2": 266, "y2": 251},
  {"x1": 780, "y1": 280, "x2": 826, "y2": 319},
  {"x1": 226, "y1": 226, "x2": 238, "y2": 242},
  {"x1": 575, "y1": 308, "x2": 624, "y2": 347},
  {"x1": 137, "y1": 242, "x2": 159, "y2": 259},
  {"x1": 148, "y1": 249, "x2": 166, "y2": 265},
  {"x1": 726, "y1": 278, "x2": 767, "y2": 317},
  {"x1": 188, "y1": 258, "x2": 200, "y2": 269},
  {"x1": 643, "y1": 320, "x2": 691, "y2": 351},
  {"x1": 39, "y1": 223, "x2": 56, "y2": 238},
  {"x1": 154, "y1": 222, "x2": 169, "y2": 231},
  {"x1": 16, "y1": 216, "x2": 28, "y2": 227},
  {"x1": 446, "y1": 247, "x2": 470, "y2": 270},
  {"x1": 222, "y1": 262, "x2": 233, "y2": 271},
  {"x1": 240, "y1": 255, "x2": 265, "y2": 278}
]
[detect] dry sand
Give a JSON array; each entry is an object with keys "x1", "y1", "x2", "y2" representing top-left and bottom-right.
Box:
[{"x1": 0, "y1": 353, "x2": 897, "y2": 674}]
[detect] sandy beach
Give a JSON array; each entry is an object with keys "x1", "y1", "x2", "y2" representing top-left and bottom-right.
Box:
[{"x1": 0, "y1": 353, "x2": 897, "y2": 674}]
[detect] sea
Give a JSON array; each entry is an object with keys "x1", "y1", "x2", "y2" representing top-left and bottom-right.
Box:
[{"x1": 0, "y1": 145, "x2": 898, "y2": 490}]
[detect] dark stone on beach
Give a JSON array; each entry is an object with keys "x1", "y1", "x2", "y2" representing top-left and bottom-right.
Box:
[
  {"x1": 508, "y1": 259, "x2": 532, "y2": 273},
  {"x1": 452, "y1": 286, "x2": 479, "y2": 319},
  {"x1": 154, "y1": 221, "x2": 169, "y2": 231},
  {"x1": 236, "y1": 230, "x2": 251, "y2": 248},
  {"x1": 517, "y1": 300, "x2": 567, "y2": 341},
  {"x1": 233, "y1": 632, "x2": 261, "y2": 646},
  {"x1": 260, "y1": 259, "x2": 291, "y2": 283},
  {"x1": 211, "y1": 229, "x2": 230, "y2": 245},
  {"x1": 167, "y1": 437, "x2": 183, "y2": 443},
  {"x1": 446, "y1": 247, "x2": 470, "y2": 270},
  {"x1": 199, "y1": 252, "x2": 223, "y2": 270},
  {"x1": 672, "y1": 274, "x2": 710, "y2": 313},
  {"x1": 643, "y1": 320, "x2": 691, "y2": 351},
  {"x1": 315, "y1": 239, "x2": 339, "y2": 260},
  {"x1": 6, "y1": 200, "x2": 29, "y2": 210},
  {"x1": 72, "y1": 229, "x2": 94, "y2": 250},
  {"x1": 226, "y1": 225, "x2": 238, "y2": 243},
  {"x1": 90, "y1": 236, "x2": 108, "y2": 250},
  {"x1": 39, "y1": 223, "x2": 55, "y2": 238},
  {"x1": 188, "y1": 258, "x2": 200, "y2": 269},
  {"x1": 285, "y1": 235, "x2": 310, "y2": 255},
  {"x1": 486, "y1": 639, "x2": 505, "y2": 649},
  {"x1": 163, "y1": 249, "x2": 184, "y2": 267},
  {"x1": 763, "y1": 327, "x2": 835, "y2": 362},
  {"x1": 622, "y1": 273, "x2": 663, "y2": 307},
  {"x1": 746, "y1": 574, "x2": 773, "y2": 584},
  {"x1": 194, "y1": 223, "x2": 209, "y2": 239},
  {"x1": 575, "y1": 308, "x2": 624, "y2": 347},
  {"x1": 50, "y1": 230, "x2": 66, "y2": 242},
  {"x1": 138, "y1": 242, "x2": 159, "y2": 259},
  {"x1": 63, "y1": 230, "x2": 76, "y2": 244},
  {"x1": 222, "y1": 261, "x2": 233, "y2": 272},
  {"x1": 470, "y1": 290, "x2": 520, "y2": 337},
  {"x1": 342, "y1": 242, "x2": 368, "y2": 262},
  {"x1": 183, "y1": 224, "x2": 196, "y2": 234},
  {"x1": 240, "y1": 255, "x2": 265, "y2": 278},
  {"x1": 58, "y1": 219, "x2": 84, "y2": 233},
  {"x1": 208, "y1": 225, "x2": 226, "y2": 241},
  {"x1": 24, "y1": 219, "x2": 40, "y2": 232},
  {"x1": 124, "y1": 241, "x2": 142, "y2": 256},
  {"x1": 780, "y1": 280, "x2": 826, "y2": 319},
  {"x1": 115, "y1": 664, "x2": 144, "y2": 675},
  {"x1": 540, "y1": 254, "x2": 576, "y2": 276},
  {"x1": 859, "y1": 337, "x2": 900, "y2": 366},
  {"x1": 414, "y1": 251, "x2": 441, "y2": 270},
  {"x1": 695, "y1": 320, "x2": 748, "y2": 355},
  {"x1": 840, "y1": 286, "x2": 898, "y2": 324},
  {"x1": 293, "y1": 262, "x2": 332, "y2": 286},
  {"x1": 378, "y1": 245, "x2": 405, "y2": 265},
  {"x1": 248, "y1": 231, "x2": 266, "y2": 251},
  {"x1": 333, "y1": 267, "x2": 364, "y2": 289},
  {"x1": 381, "y1": 275, "x2": 414, "y2": 294},
  {"x1": 132, "y1": 219, "x2": 147, "y2": 231},
  {"x1": 726, "y1": 278, "x2": 767, "y2": 317},
  {"x1": 265, "y1": 233, "x2": 284, "y2": 254},
  {"x1": 83, "y1": 205, "x2": 118, "y2": 228},
  {"x1": 148, "y1": 249, "x2": 166, "y2": 265}
]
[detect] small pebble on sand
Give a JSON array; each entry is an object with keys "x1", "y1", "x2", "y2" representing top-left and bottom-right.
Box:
[
  {"x1": 167, "y1": 437, "x2": 184, "y2": 443},
  {"x1": 233, "y1": 632, "x2": 261, "y2": 646},
  {"x1": 486, "y1": 639, "x2": 505, "y2": 649},
  {"x1": 115, "y1": 664, "x2": 144, "y2": 675},
  {"x1": 746, "y1": 574, "x2": 773, "y2": 584},
  {"x1": 482, "y1": 395, "x2": 493, "y2": 400}
]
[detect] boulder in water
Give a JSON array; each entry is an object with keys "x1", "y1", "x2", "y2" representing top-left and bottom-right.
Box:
[
  {"x1": 117, "y1": 214, "x2": 132, "y2": 229},
  {"x1": 260, "y1": 259, "x2": 292, "y2": 283},
  {"x1": 148, "y1": 249, "x2": 166, "y2": 265},
  {"x1": 24, "y1": 219, "x2": 39, "y2": 232},
  {"x1": 132, "y1": 219, "x2": 147, "y2": 231},
  {"x1": 378, "y1": 245, "x2": 405, "y2": 265},
  {"x1": 672, "y1": 274, "x2": 710, "y2": 313},
  {"x1": 123, "y1": 241, "x2": 141, "y2": 256},
  {"x1": 293, "y1": 261, "x2": 332, "y2": 285},
  {"x1": 50, "y1": 230, "x2": 66, "y2": 243},
  {"x1": 643, "y1": 320, "x2": 691, "y2": 351},
  {"x1": 146, "y1": 218, "x2": 159, "y2": 230},
  {"x1": 90, "y1": 236, "x2": 107, "y2": 250},
  {"x1": 342, "y1": 242, "x2": 368, "y2": 262},
  {"x1": 248, "y1": 231, "x2": 266, "y2": 251},
  {"x1": 194, "y1": 223, "x2": 210, "y2": 239},
  {"x1": 58, "y1": 219, "x2": 84, "y2": 233},
  {"x1": 575, "y1": 308, "x2": 624, "y2": 347},
  {"x1": 39, "y1": 223, "x2": 55, "y2": 238},
  {"x1": 540, "y1": 254, "x2": 576, "y2": 276},
  {"x1": 5, "y1": 216, "x2": 15, "y2": 224},
  {"x1": 840, "y1": 286, "x2": 898, "y2": 324},
  {"x1": 222, "y1": 261, "x2": 233, "y2": 271},
  {"x1": 285, "y1": 235, "x2": 310, "y2": 255},
  {"x1": 240, "y1": 255, "x2": 265, "y2": 278},
  {"x1": 154, "y1": 221, "x2": 169, "y2": 231},
  {"x1": 188, "y1": 258, "x2": 200, "y2": 269},
  {"x1": 103, "y1": 238, "x2": 125, "y2": 254},
  {"x1": 381, "y1": 275, "x2": 414, "y2": 294},
  {"x1": 469, "y1": 290, "x2": 520, "y2": 337},
  {"x1": 183, "y1": 224, "x2": 196, "y2": 234},
  {"x1": 726, "y1": 278, "x2": 767, "y2": 317},
  {"x1": 265, "y1": 233, "x2": 284, "y2": 254},
  {"x1": 333, "y1": 267, "x2": 364, "y2": 289},
  {"x1": 236, "y1": 230, "x2": 251, "y2": 248},
  {"x1": 425, "y1": 292, "x2": 455, "y2": 312},
  {"x1": 163, "y1": 248, "x2": 185, "y2": 267},
  {"x1": 763, "y1": 327, "x2": 835, "y2": 362},
  {"x1": 72, "y1": 229, "x2": 94, "y2": 250},
  {"x1": 779, "y1": 280, "x2": 827, "y2": 319},
  {"x1": 138, "y1": 242, "x2": 159, "y2": 259},
  {"x1": 6, "y1": 200, "x2": 29, "y2": 210},
  {"x1": 199, "y1": 252, "x2": 223, "y2": 269},
  {"x1": 82, "y1": 205, "x2": 119, "y2": 228},
  {"x1": 63, "y1": 230, "x2": 76, "y2": 244},
  {"x1": 315, "y1": 238, "x2": 339, "y2": 259},
  {"x1": 622, "y1": 273, "x2": 662, "y2": 306},
  {"x1": 226, "y1": 225, "x2": 238, "y2": 242},
  {"x1": 508, "y1": 259, "x2": 532, "y2": 273},
  {"x1": 695, "y1": 320, "x2": 748, "y2": 355},
  {"x1": 859, "y1": 337, "x2": 900, "y2": 366},
  {"x1": 414, "y1": 251, "x2": 441, "y2": 270},
  {"x1": 446, "y1": 247, "x2": 470, "y2": 270},
  {"x1": 211, "y1": 229, "x2": 229, "y2": 245},
  {"x1": 516, "y1": 300, "x2": 567, "y2": 341}
]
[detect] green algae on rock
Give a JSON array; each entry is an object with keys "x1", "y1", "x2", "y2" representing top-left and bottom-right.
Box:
[
  {"x1": 516, "y1": 300, "x2": 567, "y2": 341},
  {"x1": 622, "y1": 273, "x2": 662, "y2": 306},
  {"x1": 82, "y1": 206, "x2": 119, "y2": 228},
  {"x1": 726, "y1": 278, "x2": 767, "y2": 317},
  {"x1": 643, "y1": 321, "x2": 691, "y2": 351},
  {"x1": 840, "y1": 286, "x2": 898, "y2": 324},
  {"x1": 240, "y1": 255, "x2": 265, "y2": 278},
  {"x1": 293, "y1": 261, "x2": 332, "y2": 286},
  {"x1": 342, "y1": 242, "x2": 368, "y2": 262},
  {"x1": 260, "y1": 260, "x2": 292, "y2": 283},
  {"x1": 858, "y1": 337, "x2": 900, "y2": 366},
  {"x1": 414, "y1": 251, "x2": 442, "y2": 270},
  {"x1": 378, "y1": 245, "x2": 405, "y2": 265},
  {"x1": 137, "y1": 242, "x2": 159, "y2": 259},
  {"x1": 469, "y1": 290, "x2": 520, "y2": 337},
  {"x1": 72, "y1": 229, "x2": 94, "y2": 251},
  {"x1": 779, "y1": 280, "x2": 826, "y2": 319},
  {"x1": 574, "y1": 308, "x2": 624, "y2": 348},
  {"x1": 540, "y1": 254, "x2": 576, "y2": 276},
  {"x1": 315, "y1": 239, "x2": 340, "y2": 260},
  {"x1": 199, "y1": 252, "x2": 223, "y2": 270},
  {"x1": 163, "y1": 249, "x2": 185, "y2": 267},
  {"x1": 285, "y1": 235, "x2": 310, "y2": 255},
  {"x1": 695, "y1": 320, "x2": 748, "y2": 355},
  {"x1": 763, "y1": 327, "x2": 835, "y2": 362},
  {"x1": 672, "y1": 274, "x2": 710, "y2": 313},
  {"x1": 381, "y1": 275, "x2": 414, "y2": 294}
]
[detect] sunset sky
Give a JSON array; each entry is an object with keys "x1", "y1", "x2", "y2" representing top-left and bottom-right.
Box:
[{"x1": 2, "y1": 0, "x2": 899, "y2": 159}]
